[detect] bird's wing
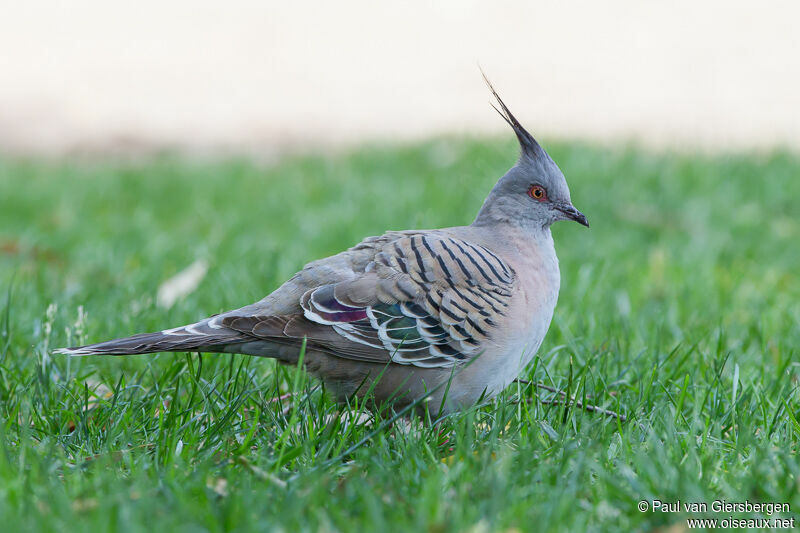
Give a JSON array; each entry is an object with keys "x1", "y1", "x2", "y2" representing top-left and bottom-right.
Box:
[{"x1": 223, "y1": 232, "x2": 516, "y2": 368}]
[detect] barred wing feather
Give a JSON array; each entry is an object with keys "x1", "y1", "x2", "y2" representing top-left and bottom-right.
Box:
[{"x1": 297, "y1": 234, "x2": 516, "y2": 368}]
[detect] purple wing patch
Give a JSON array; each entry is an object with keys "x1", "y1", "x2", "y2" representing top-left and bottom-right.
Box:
[
  {"x1": 300, "y1": 282, "x2": 473, "y2": 368},
  {"x1": 301, "y1": 285, "x2": 368, "y2": 323}
]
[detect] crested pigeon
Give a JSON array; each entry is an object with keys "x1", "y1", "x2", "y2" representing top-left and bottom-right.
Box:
[{"x1": 55, "y1": 80, "x2": 589, "y2": 415}]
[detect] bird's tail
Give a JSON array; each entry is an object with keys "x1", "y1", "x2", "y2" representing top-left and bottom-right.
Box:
[{"x1": 53, "y1": 318, "x2": 248, "y2": 356}]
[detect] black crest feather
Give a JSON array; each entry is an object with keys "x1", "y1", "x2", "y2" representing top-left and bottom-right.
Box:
[{"x1": 481, "y1": 70, "x2": 545, "y2": 161}]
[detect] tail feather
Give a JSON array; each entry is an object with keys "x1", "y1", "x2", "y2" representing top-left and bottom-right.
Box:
[{"x1": 54, "y1": 318, "x2": 249, "y2": 356}]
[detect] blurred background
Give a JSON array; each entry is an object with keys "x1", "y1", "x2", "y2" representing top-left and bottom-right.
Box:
[{"x1": 1, "y1": 0, "x2": 798, "y2": 157}]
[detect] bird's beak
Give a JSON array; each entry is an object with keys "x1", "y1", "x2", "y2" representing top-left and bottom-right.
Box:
[{"x1": 556, "y1": 203, "x2": 589, "y2": 227}]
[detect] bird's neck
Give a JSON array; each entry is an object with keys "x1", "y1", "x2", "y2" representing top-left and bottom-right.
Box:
[
  {"x1": 471, "y1": 208, "x2": 553, "y2": 258},
  {"x1": 473, "y1": 193, "x2": 550, "y2": 237},
  {"x1": 473, "y1": 191, "x2": 513, "y2": 226}
]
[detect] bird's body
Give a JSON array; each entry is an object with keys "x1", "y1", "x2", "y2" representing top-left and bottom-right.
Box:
[{"x1": 56, "y1": 80, "x2": 588, "y2": 415}]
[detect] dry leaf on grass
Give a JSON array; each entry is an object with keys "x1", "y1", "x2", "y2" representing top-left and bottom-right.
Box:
[{"x1": 156, "y1": 258, "x2": 208, "y2": 308}]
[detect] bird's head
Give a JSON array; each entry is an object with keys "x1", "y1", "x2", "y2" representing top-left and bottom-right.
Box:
[{"x1": 473, "y1": 76, "x2": 588, "y2": 231}]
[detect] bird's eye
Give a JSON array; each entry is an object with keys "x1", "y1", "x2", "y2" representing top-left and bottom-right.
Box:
[{"x1": 528, "y1": 184, "x2": 547, "y2": 201}]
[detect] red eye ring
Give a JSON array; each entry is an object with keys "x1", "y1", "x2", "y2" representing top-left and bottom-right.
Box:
[{"x1": 528, "y1": 184, "x2": 547, "y2": 202}]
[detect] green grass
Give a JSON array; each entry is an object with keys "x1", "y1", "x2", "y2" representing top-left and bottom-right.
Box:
[{"x1": 1, "y1": 138, "x2": 799, "y2": 531}]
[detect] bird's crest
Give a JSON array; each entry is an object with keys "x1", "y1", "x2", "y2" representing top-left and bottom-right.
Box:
[{"x1": 481, "y1": 71, "x2": 547, "y2": 162}]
